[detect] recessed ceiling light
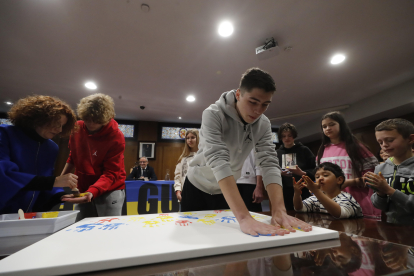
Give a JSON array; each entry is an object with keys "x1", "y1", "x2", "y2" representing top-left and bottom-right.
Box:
[
  {"x1": 84, "y1": 81, "x2": 97, "y2": 90},
  {"x1": 186, "y1": 95, "x2": 195, "y2": 102},
  {"x1": 5, "y1": 101, "x2": 13, "y2": 105},
  {"x1": 330, "y1": 54, "x2": 346, "y2": 65},
  {"x1": 178, "y1": 117, "x2": 182, "y2": 120},
  {"x1": 218, "y1": 21, "x2": 234, "y2": 37}
]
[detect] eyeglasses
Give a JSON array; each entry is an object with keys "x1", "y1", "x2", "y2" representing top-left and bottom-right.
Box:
[{"x1": 139, "y1": 161, "x2": 148, "y2": 163}]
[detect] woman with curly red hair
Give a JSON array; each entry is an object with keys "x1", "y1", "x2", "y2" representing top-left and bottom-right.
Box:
[{"x1": 0, "y1": 95, "x2": 78, "y2": 214}]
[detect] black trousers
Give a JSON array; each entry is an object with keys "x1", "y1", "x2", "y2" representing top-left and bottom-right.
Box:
[
  {"x1": 181, "y1": 177, "x2": 229, "y2": 212},
  {"x1": 236, "y1": 184, "x2": 263, "y2": 212}
]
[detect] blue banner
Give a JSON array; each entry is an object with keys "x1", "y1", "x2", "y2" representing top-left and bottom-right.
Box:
[{"x1": 125, "y1": 180, "x2": 179, "y2": 215}]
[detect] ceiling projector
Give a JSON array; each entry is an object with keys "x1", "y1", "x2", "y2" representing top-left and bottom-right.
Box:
[{"x1": 255, "y1": 37, "x2": 279, "y2": 60}]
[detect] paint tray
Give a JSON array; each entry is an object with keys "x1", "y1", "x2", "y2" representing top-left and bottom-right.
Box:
[{"x1": 0, "y1": 210, "x2": 79, "y2": 237}]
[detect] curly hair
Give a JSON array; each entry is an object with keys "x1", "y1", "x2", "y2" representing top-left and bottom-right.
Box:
[
  {"x1": 77, "y1": 93, "x2": 115, "y2": 124},
  {"x1": 8, "y1": 95, "x2": 77, "y2": 137},
  {"x1": 278, "y1": 122, "x2": 298, "y2": 139}
]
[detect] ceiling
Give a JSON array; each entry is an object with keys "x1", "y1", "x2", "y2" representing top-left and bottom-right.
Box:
[{"x1": 1, "y1": 0, "x2": 414, "y2": 133}]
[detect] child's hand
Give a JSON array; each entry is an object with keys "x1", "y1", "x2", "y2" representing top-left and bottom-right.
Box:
[
  {"x1": 293, "y1": 178, "x2": 305, "y2": 194},
  {"x1": 287, "y1": 165, "x2": 306, "y2": 176},
  {"x1": 302, "y1": 175, "x2": 319, "y2": 193},
  {"x1": 364, "y1": 172, "x2": 395, "y2": 196}
]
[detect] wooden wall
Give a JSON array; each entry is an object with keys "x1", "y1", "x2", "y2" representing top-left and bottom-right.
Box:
[{"x1": 136, "y1": 121, "x2": 185, "y2": 180}]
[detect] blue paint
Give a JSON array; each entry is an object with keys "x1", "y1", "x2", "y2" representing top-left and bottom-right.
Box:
[
  {"x1": 98, "y1": 223, "x2": 125, "y2": 230},
  {"x1": 179, "y1": 215, "x2": 199, "y2": 219},
  {"x1": 73, "y1": 223, "x2": 103, "y2": 232},
  {"x1": 218, "y1": 216, "x2": 236, "y2": 223}
]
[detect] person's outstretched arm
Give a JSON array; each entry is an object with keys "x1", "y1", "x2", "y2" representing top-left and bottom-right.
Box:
[{"x1": 219, "y1": 176, "x2": 287, "y2": 236}]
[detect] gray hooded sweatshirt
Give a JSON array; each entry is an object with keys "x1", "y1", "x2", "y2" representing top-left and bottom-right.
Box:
[
  {"x1": 371, "y1": 156, "x2": 414, "y2": 225},
  {"x1": 187, "y1": 90, "x2": 282, "y2": 195}
]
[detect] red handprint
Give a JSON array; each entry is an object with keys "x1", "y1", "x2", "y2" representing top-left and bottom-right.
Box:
[
  {"x1": 96, "y1": 218, "x2": 119, "y2": 223},
  {"x1": 214, "y1": 210, "x2": 223, "y2": 213},
  {"x1": 175, "y1": 220, "x2": 192, "y2": 226}
]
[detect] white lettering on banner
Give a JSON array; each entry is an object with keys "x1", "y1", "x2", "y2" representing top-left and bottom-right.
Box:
[{"x1": 320, "y1": 156, "x2": 354, "y2": 179}]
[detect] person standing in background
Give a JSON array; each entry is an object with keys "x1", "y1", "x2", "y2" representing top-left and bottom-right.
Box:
[
  {"x1": 174, "y1": 129, "x2": 199, "y2": 201},
  {"x1": 236, "y1": 149, "x2": 264, "y2": 212},
  {"x1": 317, "y1": 111, "x2": 380, "y2": 218},
  {"x1": 277, "y1": 123, "x2": 314, "y2": 210},
  {"x1": 61, "y1": 93, "x2": 126, "y2": 220}
]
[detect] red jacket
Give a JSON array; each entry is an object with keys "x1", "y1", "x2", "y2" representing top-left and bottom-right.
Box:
[{"x1": 67, "y1": 119, "x2": 126, "y2": 198}]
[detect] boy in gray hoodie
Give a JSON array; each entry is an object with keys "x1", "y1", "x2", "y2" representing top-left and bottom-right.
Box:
[
  {"x1": 182, "y1": 68, "x2": 311, "y2": 236},
  {"x1": 365, "y1": 119, "x2": 414, "y2": 225}
]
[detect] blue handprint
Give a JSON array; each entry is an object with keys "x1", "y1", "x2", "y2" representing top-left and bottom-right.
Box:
[
  {"x1": 73, "y1": 223, "x2": 102, "y2": 232},
  {"x1": 218, "y1": 216, "x2": 236, "y2": 223},
  {"x1": 179, "y1": 215, "x2": 199, "y2": 219},
  {"x1": 98, "y1": 223, "x2": 125, "y2": 230}
]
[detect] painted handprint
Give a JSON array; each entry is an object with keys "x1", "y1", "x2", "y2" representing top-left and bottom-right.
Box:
[
  {"x1": 99, "y1": 223, "x2": 124, "y2": 230},
  {"x1": 143, "y1": 221, "x2": 160, "y2": 227},
  {"x1": 179, "y1": 215, "x2": 199, "y2": 219},
  {"x1": 218, "y1": 216, "x2": 237, "y2": 223},
  {"x1": 96, "y1": 218, "x2": 119, "y2": 223},
  {"x1": 127, "y1": 216, "x2": 144, "y2": 222},
  {"x1": 155, "y1": 215, "x2": 174, "y2": 222},
  {"x1": 197, "y1": 219, "x2": 215, "y2": 225},
  {"x1": 214, "y1": 210, "x2": 223, "y2": 213},
  {"x1": 175, "y1": 220, "x2": 192, "y2": 226},
  {"x1": 251, "y1": 215, "x2": 263, "y2": 221},
  {"x1": 159, "y1": 213, "x2": 169, "y2": 216},
  {"x1": 204, "y1": 214, "x2": 217, "y2": 218},
  {"x1": 182, "y1": 212, "x2": 195, "y2": 215},
  {"x1": 72, "y1": 223, "x2": 102, "y2": 232}
]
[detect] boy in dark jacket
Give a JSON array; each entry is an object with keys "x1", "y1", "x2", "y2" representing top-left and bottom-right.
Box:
[{"x1": 277, "y1": 123, "x2": 315, "y2": 210}]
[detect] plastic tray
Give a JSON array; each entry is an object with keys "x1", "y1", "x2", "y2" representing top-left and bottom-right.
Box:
[{"x1": 0, "y1": 210, "x2": 79, "y2": 237}]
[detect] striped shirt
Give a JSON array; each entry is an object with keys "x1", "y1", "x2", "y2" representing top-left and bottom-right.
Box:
[{"x1": 296, "y1": 191, "x2": 363, "y2": 219}]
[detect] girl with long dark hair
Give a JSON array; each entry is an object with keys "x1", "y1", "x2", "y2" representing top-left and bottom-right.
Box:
[{"x1": 317, "y1": 111, "x2": 381, "y2": 218}]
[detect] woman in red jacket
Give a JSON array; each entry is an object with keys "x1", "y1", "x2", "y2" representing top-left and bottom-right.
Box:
[{"x1": 61, "y1": 93, "x2": 126, "y2": 220}]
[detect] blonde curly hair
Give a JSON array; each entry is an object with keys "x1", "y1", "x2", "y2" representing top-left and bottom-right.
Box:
[
  {"x1": 77, "y1": 93, "x2": 115, "y2": 124},
  {"x1": 8, "y1": 95, "x2": 77, "y2": 137}
]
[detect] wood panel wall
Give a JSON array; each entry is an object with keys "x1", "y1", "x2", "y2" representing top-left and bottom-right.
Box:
[{"x1": 136, "y1": 121, "x2": 184, "y2": 180}]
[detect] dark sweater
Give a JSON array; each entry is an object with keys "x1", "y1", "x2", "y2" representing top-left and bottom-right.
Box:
[{"x1": 277, "y1": 142, "x2": 315, "y2": 210}]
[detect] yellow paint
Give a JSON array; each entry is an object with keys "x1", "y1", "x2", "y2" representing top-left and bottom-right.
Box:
[
  {"x1": 59, "y1": 204, "x2": 64, "y2": 210},
  {"x1": 204, "y1": 214, "x2": 216, "y2": 218},
  {"x1": 41, "y1": 212, "x2": 59, "y2": 218},
  {"x1": 155, "y1": 215, "x2": 174, "y2": 222},
  {"x1": 182, "y1": 212, "x2": 194, "y2": 215},
  {"x1": 143, "y1": 221, "x2": 160, "y2": 227},
  {"x1": 127, "y1": 216, "x2": 144, "y2": 222},
  {"x1": 197, "y1": 219, "x2": 215, "y2": 225}
]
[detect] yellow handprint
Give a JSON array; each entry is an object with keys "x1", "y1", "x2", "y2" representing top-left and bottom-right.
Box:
[
  {"x1": 143, "y1": 221, "x2": 160, "y2": 227},
  {"x1": 127, "y1": 216, "x2": 144, "y2": 222},
  {"x1": 182, "y1": 212, "x2": 195, "y2": 215},
  {"x1": 251, "y1": 215, "x2": 263, "y2": 221},
  {"x1": 204, "y1": 214, "x2": 217, "y2": 218},
  {"x1": 197, "y1": 219, "x2": 215, "y2": 225},
  {"x1": 154, "y1": 215, "x2": 174, "y2": 222}
]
